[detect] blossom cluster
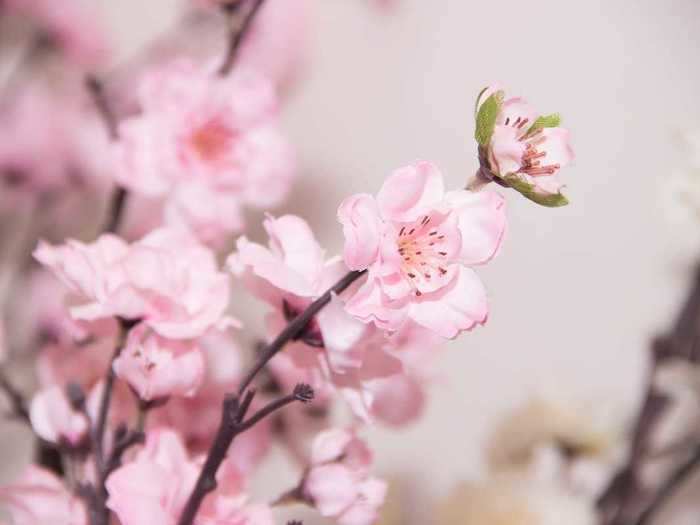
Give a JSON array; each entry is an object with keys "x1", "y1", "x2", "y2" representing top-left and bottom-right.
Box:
[{"x1": 0, "y1": 1, "x2": 579, "y2": 525}]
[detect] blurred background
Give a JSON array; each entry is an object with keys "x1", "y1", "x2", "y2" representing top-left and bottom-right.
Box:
[{"x1": 2, "y1": 0, "x2": 700, "y2": 523}]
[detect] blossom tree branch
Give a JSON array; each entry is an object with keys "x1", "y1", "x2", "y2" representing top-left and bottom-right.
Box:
[
  {"x1": 176, "y1": 384, "x2": 314, "y2": 525},
  {"x1": 218, "y1": 0, "x2": 267, "y2": 76},
  {"x1": 85, "y1": 74, "x2": 127, "y2": 234},
  {"x1": 237, "y1": 269, "x2": 366, "y2": 396},
  {"x1": 177, "y1": 269, "x2": 365, "y2": 525},
  {"x1": 87, "y1": 318, "x2": 139, "y2": 525}
]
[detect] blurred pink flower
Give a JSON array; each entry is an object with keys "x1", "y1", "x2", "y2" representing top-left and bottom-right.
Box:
[
  {"x1": 29, "y1": 385, "x2": 88, "y2": 446},
  {"x1": 3, "y1": 0, "x2": 111, "y2": 67},
  {"x1": 481, "y1": 86, "x2": 574, "y2": 198},
  {"x1": 338, "y1": 161, "x2": 506, "y2": 338},
  {"x1": 114, "y1": 60, "x2": 295, "y2": 244},
  {"x1": 34, "y1": 228, "x2": 236, "y2": 339},
  {"x1": 0, "y1": 465, "x2": 87, "y2": 524},
  {"x1": 106, "y1": 428, "x2": 273, "y2": 525},
  {"x1": 302, "y1": 428, "x2": 387, "y2": 525},
  {"x1": 337, "y1": 321, "x2": 443, "y2": 426},
  {"x1": 0, "y1": 84, "x2": 110, "y2": 207},
  {"x1": 113, "y1": 323, "x2": 205, "y2": 402}
]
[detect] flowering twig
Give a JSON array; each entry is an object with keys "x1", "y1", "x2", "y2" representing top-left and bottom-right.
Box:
[
  {"x1": 218, "y1": 0, "x2": 267, "y2": 76},
  {"x1": 237, "y1": 269, "x2": 366, "y2": 396},
  {"x1": 177, "y1": 270, "x2": 364, "y2": 524},
  {"x1": 87, "y1": 318, "x2": 138, "y2": 525},
  {"x1": 176, "y1": 384, "x2": 314, "y2": 525}
]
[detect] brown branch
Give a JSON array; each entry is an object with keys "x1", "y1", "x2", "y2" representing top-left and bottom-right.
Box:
[
  {"x1": 85, "y1": 75, "x2": 128, "y2": 234},
  {"x1": 218, "y1": 0, "x2": 267, "y2": 76},
  {"x1": 175, "y1": 271, "x2": 366, "y2": 525},
  {"x1": 176, "y1": 384, "x2": 313, "y2": 525},
  {"x1": 237, "y1": 270, "x2": 366, "y2": 396}
]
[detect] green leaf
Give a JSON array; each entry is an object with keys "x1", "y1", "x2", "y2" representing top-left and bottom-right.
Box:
[
  {"x1": 503, "y1": 174, "x2": 569, "y2": 207},
  {"x1": 473, "y1": 86, "x2": 489, "y2": 118},
  {"x1": 526, "y1": 113, "x2": 561, "y2": 135},
  {"x1": 474, "y1": 91, "x2": 503, "y2": 146}
]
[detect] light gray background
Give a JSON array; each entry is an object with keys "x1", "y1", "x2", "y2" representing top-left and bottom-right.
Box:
[{"x1": 2, "y1": 0, "x2": 700, "y2": 522}]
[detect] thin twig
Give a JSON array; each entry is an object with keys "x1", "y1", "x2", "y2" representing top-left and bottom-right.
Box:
[
  {"x1": 218, "y1": 0, "x2": 267, "y2": 76},
  {"x1": 237, "y1": 270, "x2": 365, "y2": 396},
  {"x1": 85, "y1": 75, "x2": 128, "y2": 235},
  {"x1": 85, "y1": 75, "x2": 119, "y2": 140},
  {"x1": 176, "y1": 384, "x2": 312, "y2": 525}
]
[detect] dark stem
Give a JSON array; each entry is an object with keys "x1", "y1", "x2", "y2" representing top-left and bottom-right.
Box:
[
  {"x1": 87, "y1": 319, "x2": 137, "y2": 525},
  {"x1": 218, "y1": 0, "x2": 267, "y2": 76},
  {"x1": 633, "y1": 445, "x2": 700, "y2": 525},
  {"x1": 103, "y1": 187, "x2": 128, "y2": 234},
  {"x1": 177, "y1": 385, "x2": 311, "y2": 525},
  {"x1": 85, "y1": 75, "x2": 119, "y2": 140},
  {"x1": 237, "y1": 269, "x2": 366, "y2": 396},
  {"x1": 85, "y1": 75, "x2": 128, "y2": 234},
  {"x1": 238, "y1": 384, "x2": 313, "y2": 434},
  {"x1": 177, "y1": 269, "x2": 364, "y2": 525}
]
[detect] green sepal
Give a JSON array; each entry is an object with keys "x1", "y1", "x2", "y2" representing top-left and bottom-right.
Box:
[
  {"x1": 526, "y1": 113, "x2": 561, "y2": 135},
  {"x1": 503, "y1": 174, "x2": 569, "y2": 207},
  {"x1": 474, "y1": 90, "x2": 503, "y2": 147}
]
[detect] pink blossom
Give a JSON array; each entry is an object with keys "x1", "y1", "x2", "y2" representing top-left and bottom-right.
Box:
[
  {"x1": 3, "y1": 0, "x2": 111, "y2": 67},
  {"x1": 302, "y1": 428, "x2": 387, "y2": 525},
  {"x1": 106, "y1": 428, "x2": 273, "y2": 525},
  {"x1": 337, "y1": 322, "x2": 443, "y2": 426},
  {"x1": 113, "y1": 323, "x2": 205, "y2": 401},
  {"x1": 480, "y1": 85, "x2": 574, "y2": 202},
  {"x1": 33, "y1": 228, "x2": 236, "y2": 339},
  {"x1": 113, "y1": 60, "x2": 295, "y2": 243},
  {"x1": 29, "y1": 385, "x2": 88, "y2": 446},
  {"x1": 0, "y1": 465, "x2": 87, "y2": 524},
  {"x1": 338, "y1": 161, "x2": 506, "y2": 338}
]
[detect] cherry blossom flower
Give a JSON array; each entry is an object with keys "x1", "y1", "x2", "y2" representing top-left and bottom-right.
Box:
[
  {"x1": 33, "y1": 228, "x2": 236, "y2": 339},
  {"x1": 475, "y1": 85, "x2": 574, "y2": 206},
  {"x1": 2, "y1": 0, "x2": 110, "y2": 67},
  {"x1": 113, "y1": 59, "x2": 295, "y2": 244},
  {"x1": 0, "y1": 465, "x2": 87, "y2": 524},
  {"x1": 301, "y1": 428, "x2": 387, "y2": 525},
  {"x1": 29, "y1": 385, "x2": 88, "y2": 446},
  {"x1": 112, "y1": 323, "x2": 205, "y2": 402},
  {"x1": 338, "y1": 161, "x2": 506, "y2": 338},
  {"x1": 106, "y1": 428, "x2": 273, "y2": 525}
]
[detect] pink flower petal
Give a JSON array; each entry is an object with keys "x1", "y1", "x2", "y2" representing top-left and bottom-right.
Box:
[
  {"x1": 337, "y1": 193, "x2": 382, "y2": 271},
  {"x1": 376, "y1": 161, "x2": 445, "y2": 222},
  {"x1": 444, "y1": 190, "x2": 507, "y2": 265},
  {"x1": 407, "y1": 267, "x2": 488, "y2": 338}
]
